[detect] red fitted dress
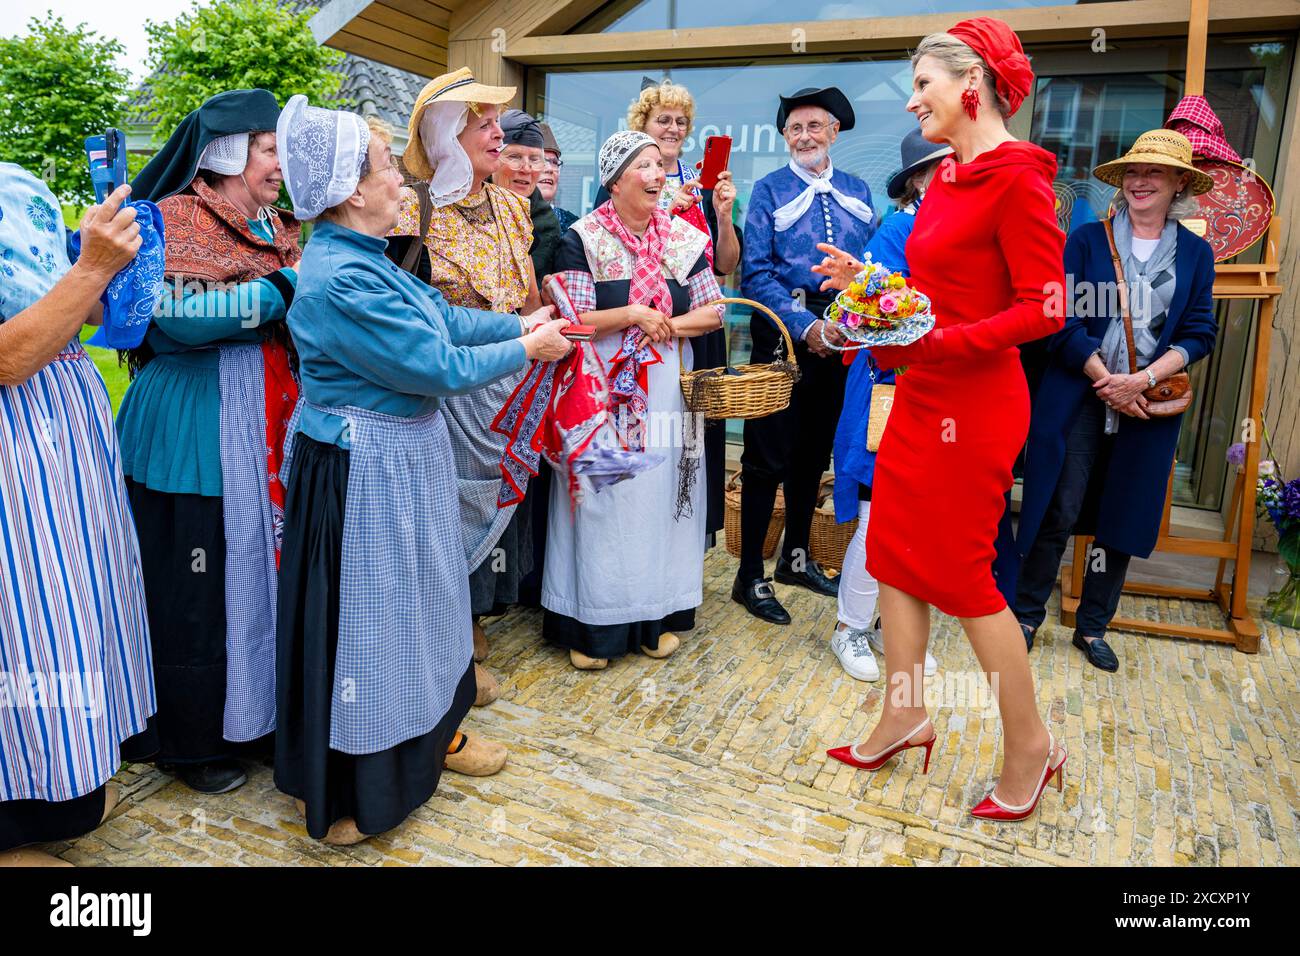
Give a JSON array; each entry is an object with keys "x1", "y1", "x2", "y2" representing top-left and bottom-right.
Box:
[{"x1": 866, "y1": 140, "x2": 1065, "y2": 618}]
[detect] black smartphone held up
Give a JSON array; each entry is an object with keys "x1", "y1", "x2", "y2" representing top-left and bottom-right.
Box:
[{"x1": 84, "y1": 127, "x2": 128, "y2": 203}]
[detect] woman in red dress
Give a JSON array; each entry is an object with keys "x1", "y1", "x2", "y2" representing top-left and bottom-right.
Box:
[{"x1": 817, "y1": 18, "x2": 1068, "y2": 821}]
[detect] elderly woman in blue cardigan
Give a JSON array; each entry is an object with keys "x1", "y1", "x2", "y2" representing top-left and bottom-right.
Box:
[
  {"x1": 819, "y1": 128, "x2": 949, "y2": 681},
  {"x1": 1014, "y1": 130, "x2": 1217, "y2": 671}
]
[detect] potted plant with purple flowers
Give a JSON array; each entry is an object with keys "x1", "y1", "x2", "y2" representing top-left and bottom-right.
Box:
[{"x1": 1231, "y1": 436, "x2": 1300, "y2": 628}]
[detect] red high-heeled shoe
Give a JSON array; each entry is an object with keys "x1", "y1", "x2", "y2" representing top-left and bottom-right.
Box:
[
  {"x1": 970, "y1": 732, "x2": 1067, "y2": 822},
  {"x1": 827, "y1": 716, "x2": 935, "y2": 773}
]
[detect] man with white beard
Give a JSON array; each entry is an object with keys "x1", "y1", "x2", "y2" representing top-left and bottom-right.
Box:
[{"x1": 733, "y1": 86, "x2": 876, "y2": 625}]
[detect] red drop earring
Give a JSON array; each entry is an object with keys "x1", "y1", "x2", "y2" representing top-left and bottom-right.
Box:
[{"x1": 961, "y1": 86, "x2": 981, "y2": 121}]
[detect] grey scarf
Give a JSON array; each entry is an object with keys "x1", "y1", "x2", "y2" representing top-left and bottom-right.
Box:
[{"x1": 1099, "y1": 208, "x2": 1178, "y2": 434}]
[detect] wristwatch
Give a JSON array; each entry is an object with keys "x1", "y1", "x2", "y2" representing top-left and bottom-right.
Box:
[{"x1": 1145, "y1": 369, "x2": 1158, "y2": 389}]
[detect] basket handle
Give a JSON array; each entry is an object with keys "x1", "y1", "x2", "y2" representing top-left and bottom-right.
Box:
[{"x1": 677, "y1": 297, "x2": 799, "y2": 372}]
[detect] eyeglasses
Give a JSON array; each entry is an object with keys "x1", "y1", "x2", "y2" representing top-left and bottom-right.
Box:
[
  {"x1": 784, "y1": 121, "x2": 832, "y2": 137},
  {"x1": 501, "y1": 154, "x2": 548, "y2": 171},
  {"x1": 360, "y1": 155, "x2": 400, "y2": 178},
  {"x1": 545, "y1": 156, "x2": 563, "y2": 169}
]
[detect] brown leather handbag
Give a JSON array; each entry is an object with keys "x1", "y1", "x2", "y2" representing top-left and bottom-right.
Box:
[{"x1": 1102, "y1": 218, "x2": 1193, "y2": 417}]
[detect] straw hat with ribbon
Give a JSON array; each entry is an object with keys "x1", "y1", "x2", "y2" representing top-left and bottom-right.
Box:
[
  {"x1": 405, "y1": 67, "x2": 516, "y2": 182},
  {"x1": 1092, "y1": 129, "x2": 1214, "y2": 196}
]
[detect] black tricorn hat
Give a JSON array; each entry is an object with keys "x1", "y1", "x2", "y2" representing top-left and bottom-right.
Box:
[{"x1": 777, "y1": 86, "x2": 855, "y2": 132}]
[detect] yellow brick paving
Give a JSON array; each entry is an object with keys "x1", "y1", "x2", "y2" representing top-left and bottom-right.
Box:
[{"x1": 51, "y1": 549, "x2": 1298, "y2": 866}]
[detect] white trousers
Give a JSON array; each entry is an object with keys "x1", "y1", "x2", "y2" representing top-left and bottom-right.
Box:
[{"x1": 836, "y1": 500, "x2": 879, "y2": 630}]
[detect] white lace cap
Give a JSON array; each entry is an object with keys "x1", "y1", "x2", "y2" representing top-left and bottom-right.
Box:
[
  {"x1": 197, "y1": 132, "x2": 250, "y2": 176},
  {"x1": 419, "y1": 100, "x2": 473, "y2": 208},
  {"x1": 276, "y1": 94, "x2": 372, "y2": 221}
]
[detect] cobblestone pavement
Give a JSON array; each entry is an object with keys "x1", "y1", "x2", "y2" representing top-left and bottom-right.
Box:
[{"x1": 51, "y1": 550, "x2": 1298, "y2": 866}]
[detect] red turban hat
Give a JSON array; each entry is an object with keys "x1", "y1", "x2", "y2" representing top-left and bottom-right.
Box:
[{"x1": 947, "y1": 17, "x2": 1034, "y2": 117}]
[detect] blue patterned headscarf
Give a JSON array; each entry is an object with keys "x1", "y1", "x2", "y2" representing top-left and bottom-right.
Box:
[
  {"x1": 71, "y1": 200, "x2": 166, "y2": 349},
  {"x1": 0, "y1": 162, "x2": 70, "y2": 323},
  {"x1": 0, "y1": 162, "x2": 165, "y2": 349}
]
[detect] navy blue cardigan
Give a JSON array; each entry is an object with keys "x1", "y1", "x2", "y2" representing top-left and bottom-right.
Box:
[{"x1": 1017, "y1": 220, "x2": 1217, "y2": 560}]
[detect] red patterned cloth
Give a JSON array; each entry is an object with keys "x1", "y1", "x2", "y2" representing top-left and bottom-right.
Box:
[
  {"x1": 675, "y1": 201, "x2": 714, "y2": 267},
  {"x1": 493, "y1": 275, "x2": 661, "y2": 512},
  {"x1": 592, "y1": 200, "x2": 674, "y2": 450},
  {"x1": 1166, "y1": 95, "x2": 1242, "y2": 162},
  {"x1": 262, "y1": 341, "x2": 298, "y2": 563}
]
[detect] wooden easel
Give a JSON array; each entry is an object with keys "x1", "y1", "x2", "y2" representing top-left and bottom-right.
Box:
[
  {"x1": 1060, "y1": 0, "x2": 1282, "y2": 653},
  {"x1": 1061, "y1": 218, "x2": 1282, "y2": 653}
]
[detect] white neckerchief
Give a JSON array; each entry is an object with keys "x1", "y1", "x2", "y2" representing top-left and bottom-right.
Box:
[{"x1": 773, "y1": 158, "x2": 873, "y2": 232}]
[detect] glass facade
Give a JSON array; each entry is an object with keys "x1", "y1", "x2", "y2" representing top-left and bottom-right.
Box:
[{"x1": 529, "y1": 33, "x2": 1294, "y2": 510}]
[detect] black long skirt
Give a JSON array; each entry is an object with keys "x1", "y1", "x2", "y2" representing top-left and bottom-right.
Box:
[
  {"x1": 0, "y1": 718, "x2": 157, "y2": 851},
  {"x1": 126, "y1": 480, "x2": 232, "y2": 765},
  {"x1": 274, "y1": 434, "x2": 475, "y2": 841},
  {"x1": 468, "y1": 489, "x2": 534, "y2": 617},
  {"x1": 543, "y1": 607, "x2": 696, "y2": 660},
  {"x1": 516, "y1": 462, "x2": 552, "y2": 608}
]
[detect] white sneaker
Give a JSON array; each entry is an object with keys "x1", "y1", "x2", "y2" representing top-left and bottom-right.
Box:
[
  {"x1": 866, "y1": 621, "x2": 938, "y2": 676},
  {"x1": 831, "y1": 626, "x2": 880, "y2": 681}
]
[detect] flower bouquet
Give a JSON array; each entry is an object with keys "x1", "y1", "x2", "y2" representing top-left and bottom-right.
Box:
[
  {"x1": 1231, "y1": 440, "x2": 1300, "y2": 628},
  {"x1": 821, "y1": 254, "x2": 935, "y2": 348}
]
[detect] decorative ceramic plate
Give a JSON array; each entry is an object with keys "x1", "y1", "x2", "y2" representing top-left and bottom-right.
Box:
[{"x1": 1188, "y1": 159, "x2": 1275, "y2": 262}]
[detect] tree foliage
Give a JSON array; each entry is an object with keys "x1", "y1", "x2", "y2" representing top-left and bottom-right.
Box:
[
  {"x1": 0, "y1": 15, "x2": 131, "y2": 206},
  {"x1": 144, "y1": 0, "x2": 346, "y2": 141}
]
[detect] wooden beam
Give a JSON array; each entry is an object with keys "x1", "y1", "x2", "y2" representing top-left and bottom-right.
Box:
[
  {"x1": 357, "y1": 4, "x2": 450, "y2": 48},
  {"x1": 502, "y1": 0, "x2": 1300, "y2": 65},
  {"x1": 1184, "y1": 0, "x2": 1211, "y2": 96},
  {"x1": 310, "y1": 0, "x2": 375, "y2": 45},
  {"x1": 379, "y1": 0, "x2": 453, "y2": 29},
  {"x1": 343, "y1": 9, "x2": 448, "y2": 59},
  {"x1": 1263, "y1": 43, "x2": 1300, "y2": 553},
  {"x1": 447, "y1": 37, "x2": 523, "y2": 101},
  {"x1": 324, "y1": 28, "x2": 446, "y2": 76},
  {"x1": 451, "y1": 0, "x2": 605, "y2": 43}
]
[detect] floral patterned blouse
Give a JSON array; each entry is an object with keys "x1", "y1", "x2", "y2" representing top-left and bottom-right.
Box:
[{"x1": 392, "y1": 182, "x2": 534, "y2": 312}]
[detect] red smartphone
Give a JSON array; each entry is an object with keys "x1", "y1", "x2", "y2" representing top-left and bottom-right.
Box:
[
  {"x1": 699, "y1": 135, "x2": 732, "y2": 190},
  {"x1": 560, "y1": 324, "x2": 596, "y2": 341}
]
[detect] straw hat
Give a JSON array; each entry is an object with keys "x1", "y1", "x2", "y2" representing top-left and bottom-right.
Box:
[
  {"x1": 1092, "y1": 129, "x2": 1213, "y2": 195},
  {"x1": 406, "y1": 67, "x2": 516, "y2": 180}
]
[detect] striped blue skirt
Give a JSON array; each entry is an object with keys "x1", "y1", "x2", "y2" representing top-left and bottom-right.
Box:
[{"x1": 0, "y1": 343, "x2": 156, "y2": 802}]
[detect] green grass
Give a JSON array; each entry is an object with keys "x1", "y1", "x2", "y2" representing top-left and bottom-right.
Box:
[{"x1": 79, "y1": 327, "x2": 130, "y2": 414}]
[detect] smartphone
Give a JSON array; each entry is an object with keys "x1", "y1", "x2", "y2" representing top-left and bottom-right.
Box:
[
  {"x1": 560, "y1": 324, "x2": 596, "y2": 341},
  {"x1": 698, "y1": 135, "x2": 732, "y2": 191},
  {"x1": 84, "y1": 128, "x2": 128, "y2": 203}
]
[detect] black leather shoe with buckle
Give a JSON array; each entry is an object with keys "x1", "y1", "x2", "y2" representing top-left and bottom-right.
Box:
[
  {"x1": 773, "y1": 557, "x2": 839, "y2": 597},
  {"x1": 731, "y1": 576, "x2": 791, "y2": 625}
]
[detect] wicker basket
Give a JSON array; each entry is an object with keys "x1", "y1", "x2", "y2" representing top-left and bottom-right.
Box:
[
  {"x1": 723, "y1": 469, "x2": 784, "y2": 560},
  {"x1": 681, "y1": 297, "x2": 799, "y2": 420},
  {"x1": 809, "y1": 477, "x2": 856, "y2": 571}
]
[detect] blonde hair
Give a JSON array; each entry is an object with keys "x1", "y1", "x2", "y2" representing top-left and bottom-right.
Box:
[
  {"x1": 912, "y1": 33, "x2": 1011, "y2": 120},
  {"x1": 627, "y1": 80, "x2": 696, "y2": 137},
  {"x1": 365, "y1": 115, "x2": 393, "y2": 146}
]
